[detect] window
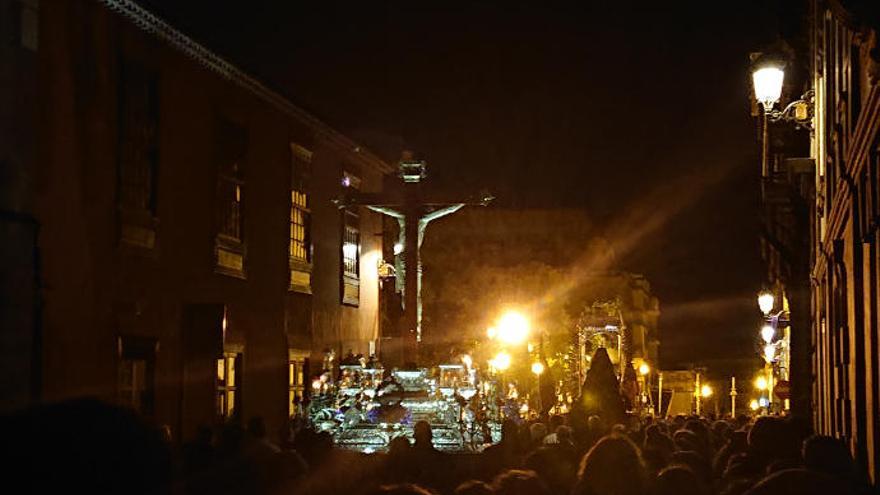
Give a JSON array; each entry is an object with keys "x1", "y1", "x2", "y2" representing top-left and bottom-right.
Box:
[
  {"x1": 288, "y1": 352, "x2": 308, "y2": 418},
  {"x1": 117, "y1": 336, "x2": 157, "y2": 417},
  {"x1": 117, "y1": 59, "x2": 159, "y2": 249},
  {"x1": 215, "y1": 118, "x2": 247, "y2": 277},
  {"x1": 342, "y1": 209, "x2": 361, "y2": 305},
  {"x1": 341, "y1": 168, "x2": 361, "y2": 305},
  {"x1": 216, "y1": 351, "x2": 242, "y2": 420},
  {"x1": 289, "y1": 144, "x2": 312, "y2": 293}
]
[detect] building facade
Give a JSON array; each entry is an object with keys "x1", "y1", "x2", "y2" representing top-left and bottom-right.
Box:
[
  {"x1": 0, "y1": 0, "x2": 391, "y2": 442},
  {"x1": 808, "y1": 0, "x2": 880, "y2": 481}
]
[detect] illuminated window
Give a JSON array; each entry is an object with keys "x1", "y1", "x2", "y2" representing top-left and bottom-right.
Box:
[
  {"x1": 290, "y1": 192, "x2": 310, "y2": 261},
  {"x1": 117, "y1": 336, "x2": 156, "y2": 416},
  {"x1": 288, "y1": 355, "x2": 308, "y2": 418},
  {"x1": 343, "y1": 213, "x2": 360, "y2": 278},
  {"x1": 215, "y1": 119, "x2": 247, "y2": 277},
  {"x1": 341, "y1": 169, "x2": 360, "y2": 305},
  {"x1": 117, "y1": 59, "x2": 159, "y2": 249},
  {"x1": 289, "y1": 144, "x2": 312, "y2": 292},
  {"x1": 216, "y1": 352, "x2": 242, "y2": 420}
]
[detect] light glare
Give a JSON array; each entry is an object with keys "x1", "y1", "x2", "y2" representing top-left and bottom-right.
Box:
[
  {"x1": 701, "y1": 384, "x2": 713, "y2": 398},
  {"x1": 531, "y1": 362, "x2": 545, "y2": 375},
  {"x1": 752, "y1": 67, "x2": 785, "y2": 110},
  {"x1": 754, "y1": 376, "x2": 768, "y2": 390},
  {"x1": 497, "y1": 311, "x2": 530, "y2": 345}
]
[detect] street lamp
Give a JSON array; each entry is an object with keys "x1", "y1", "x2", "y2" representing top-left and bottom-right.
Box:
[
  {"x1": 496, "y1": 311, "x2": 529, "y2": 345},
  {"x1": 754, "y1": 375, "x2": 768, "y2": 391},
  {"x1": 751, "y1": 54, "x2": 813, "y2": 177},
  {"x1": 763, "y1": 344, "x2": 777, "y2": 363},
  {"x1": 761, "y1": 325, "x2": 775, "y2": 344},
  {"x1": 758, "y1": 292, "x2": 775, "y2": 316},
  {"x1": 752, "y1": 66, "x2": 784, "y2": 113},
  {"x1": 531, "y1": 362, "x2": 544, "y2": 376},
  {"x1": 639, "y1": 363, "x2": 650, "y2": 376},
  {"x1": 701, "y1": 384, "x2": 713, "y2": 398},
  {"x1": 490, "y1": 351, "x2": 511, "y2": 371}
]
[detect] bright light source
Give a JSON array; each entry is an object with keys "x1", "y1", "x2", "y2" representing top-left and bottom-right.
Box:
[
  {"x1": 763, "y1": 344, "x2": 776, "y2": 363},
  {"x1": 759, "y1": 397, "x2": 769, "y2": 408},
  {"x1": 749, "y1": 399, "x2": 760, "y2": 411},
  {"x1": 531, "y1": 362, "x2": 545, "y2": 375},
  {"x1": 754, "y1": 376, "x2": 768, "y2": 391},
  {"x1": 761, "y1": 325, "x2": 775, "y2": 344},
  {"x1": 497, "y1": 311, "x2": 529, "y2": 345},
  {"x1": 490, "y1": 351, "x2": 511, "y2": 371},
  {"x1": 701, "y1": 384, "x2": 713, "y2": 398},
  {"x1": 758, "y1": 292, "x2": 775, "y2": 315},
  {"x1": 393, "y1": 242, "x2": 403, "y2": 255},
  {"x1": 752, "y1": 66, "x2": 785, "y2": 111},
  {"x1": 343, "y1": 242, "x2": 357, "y2": 260},
  {"x1": 461, "y1": 355, "x2": 473, "y2": 368},
  {"x1": 487, "y1": 327, "x2": 497, "y2": 339},
  {"x1": 639, "y1": 363, "x2": 651, "y2": 376}
]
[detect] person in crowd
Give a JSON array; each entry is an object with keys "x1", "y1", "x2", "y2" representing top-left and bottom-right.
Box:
[
  {"x1": 2, "y1": 398, "x2": 173, "y2": 495},
  {"x1": 653, "y1": 464, "x2": 709, "y2": 495},
  {"x1": 573, "y1": 434, "x2": 647, "y2": 495},
  {"x1": 366, "y1": 483, "x2": 438, "y2": 495},
  {"x1": 491, "y1": 469, "x2": 550, "y2": 495},
  {"x1": 453, "y1": 479, "x2": 493, "y2": 495},
  {"x1": 482, "y1": 419, "x2": 522, "y2": 476}
]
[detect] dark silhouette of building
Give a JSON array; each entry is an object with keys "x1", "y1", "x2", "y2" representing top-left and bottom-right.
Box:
[{"x1": 0, "y1": 0, "x2": 391, "y2": 442}]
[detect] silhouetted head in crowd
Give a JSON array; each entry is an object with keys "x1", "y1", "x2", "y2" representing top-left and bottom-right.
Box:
[
  {"x1": 388, "y1": 435, "x2": 411, "y2": 457},
  {"x1": 195, "y1": 424, "x2": 214, "y2": 445},
  {"x1": 500, "y1": 418, "x2": 519, "y2": 444},
  {"x1": 2, "y1": 398, "x2": 172, "y2": 495},
  {"x1": 247, "y1": 416, "x2": 267, "y2": 439},
  {"x1": 802, "y1": 435, "x2": 853, "y2": 477},
  {"x1": 529, "y1": 422, "x2": 547, "y2": 444},
  {"x1": 644, "y1": 424, "x2": 674, "y2": 453},
  {"x1": 742, "y1": 468, "x2": 839, "y2": 495},
  {"x1": 671, "y1": 450, "x2": 713, "y2": 487},
  {"x1": 367, "y1": 483, "x2": 437, "y2": 495},
  {"x1": 587, "y1": 414, "x2": 605, "y2": 431},
  {"x1": 453, "y1": 479, "x2": 493, "y2": 495},
  {"x1": 654, "y1": 465, "x2": 708, "y2": 495},
  {"x1": 556, "y1": 425, "x2": 574, "y2": 444},
  {"x1": 673, "y1": 429, "x2": 702, "y2": 453},
  {"x1": 492, "y1": 469, "x2": 550, "y2": 495},
  {"x1": 413, "y1": 420, "x2": 435, "y2": 450},
  {"x1": 747, "y1": 417, "x2": 800, "y2": 465},
  {"x1": 574, "y1": 434, "x2": 646, "y2": 495},
  {"x1": 218, "y1": 420, "x2": 245, "y2": 456}
]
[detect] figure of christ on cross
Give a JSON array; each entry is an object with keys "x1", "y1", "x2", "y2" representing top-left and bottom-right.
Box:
[{"x1": 335, "y1": 156, "x2": 492, "y2": 366}]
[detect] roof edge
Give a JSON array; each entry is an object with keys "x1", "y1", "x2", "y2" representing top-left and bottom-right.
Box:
[{"x1": 98, "y1": 0, "x2": 394, "y2": 174}]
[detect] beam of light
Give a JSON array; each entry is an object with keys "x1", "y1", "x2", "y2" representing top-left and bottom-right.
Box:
[{"x1": 529, "y1": 161, "x2": 737, "y2": 316}]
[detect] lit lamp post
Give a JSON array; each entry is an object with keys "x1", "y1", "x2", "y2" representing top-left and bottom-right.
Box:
[
  {"x1": 751, "y1": 57, "x2": 814, "y2": 178},
  {"x1": 694, "y1": 372, "x2": 713, "y2": 416},
  {"x1": 531, "y1": 361, "x2": 544, "y2": 415},
  {"x1": 639, "y1": 362, "x2": 651, "y2": 415},
  {"x1": 756, "y1": 291, "x2": 788, "y2": 413},
  {"x1": 755, "y1": 374, "x2": 769, "y2": 414}
]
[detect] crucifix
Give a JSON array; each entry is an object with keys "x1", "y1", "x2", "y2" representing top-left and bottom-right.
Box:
[{"x1": 335, "y1": 152, "x2": 493, "y2": 364}]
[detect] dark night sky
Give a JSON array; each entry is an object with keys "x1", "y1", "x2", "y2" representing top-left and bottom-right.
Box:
[{"x1": 142, "y1": 0, "x2": 797, "y2": 369}]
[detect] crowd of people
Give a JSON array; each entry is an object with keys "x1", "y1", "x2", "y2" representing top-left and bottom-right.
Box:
[{"x1": 3, "y1": 397, "x2": 874, "y2": 495}]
